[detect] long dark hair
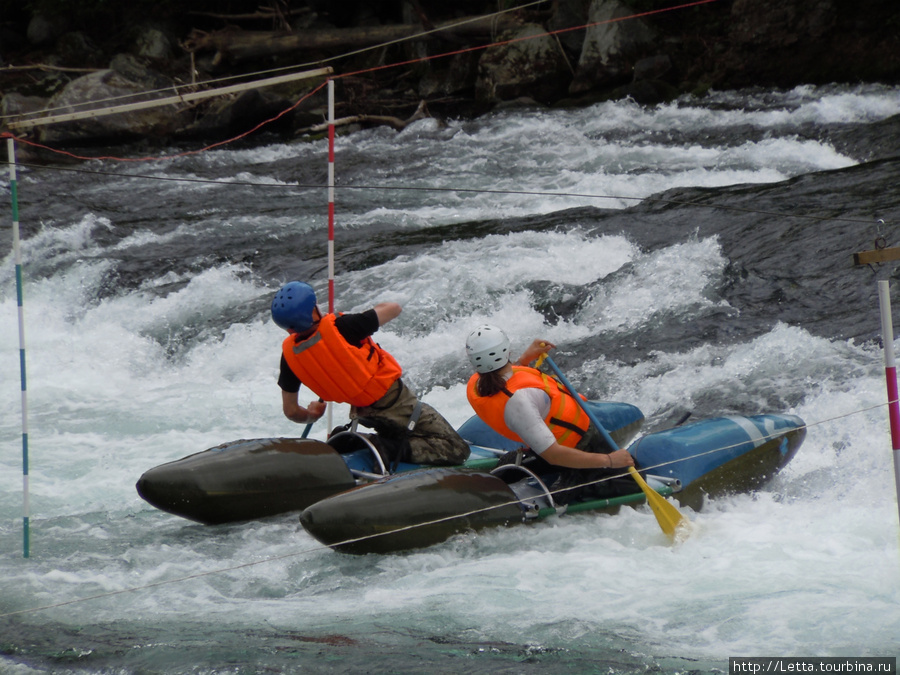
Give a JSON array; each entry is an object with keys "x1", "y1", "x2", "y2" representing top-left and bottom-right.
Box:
[{"x1": 475, "y1": 370, "x2": 508, "y2": 398}]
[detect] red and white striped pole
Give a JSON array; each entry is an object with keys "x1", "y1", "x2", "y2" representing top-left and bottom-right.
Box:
[
  {"x1": 326, "y1": 79, "x2": 335, "y2": 430},
  {"x1": 877, "y1": 280, "x2": 900, "y2": 527},
  {"x1": 327, "y1": 79, "x2": 335, "y2": 315}
]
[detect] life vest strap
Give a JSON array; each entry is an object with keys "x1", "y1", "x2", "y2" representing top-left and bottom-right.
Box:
[
  {"x1": 407, "y1": 400, "x2": 423, "y2": 432},
  {"x1": 364, "y1": 378, "x2": 405, "y2": 411},
  {"x1": 291, "y1": 331, "x2": 322, "y2": 355},
  {"x1": 549, "y1": 416, "x2": 586, "y2": 441}
]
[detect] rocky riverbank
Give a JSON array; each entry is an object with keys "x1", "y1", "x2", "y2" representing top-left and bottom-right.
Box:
[{"x1": 1, "y1": 0, "x2": 898, "y2": 151}]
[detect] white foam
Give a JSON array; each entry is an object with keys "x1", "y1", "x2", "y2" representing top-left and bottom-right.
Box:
[{"x1": 3, "y1": 84, "x2": 900, "y2": 665}]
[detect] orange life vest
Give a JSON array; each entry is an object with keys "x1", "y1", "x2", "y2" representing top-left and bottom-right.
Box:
[
  {"x1": 466, "y1": 366, "x2": 590, "y2": 448},
  {"x1": 282, "y1": 314, "x2": 403, "y2": 407}
]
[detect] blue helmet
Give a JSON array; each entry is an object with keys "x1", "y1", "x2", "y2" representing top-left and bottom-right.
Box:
[{"x1": 271, "y1": 281, "x2": 318, "y2": 332}]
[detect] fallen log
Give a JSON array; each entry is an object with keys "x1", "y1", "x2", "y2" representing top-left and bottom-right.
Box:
[
  {"x1": 183, "y1": 14, "x2": 525, "y2": 64},
  {"x1": 297, "y1": 100, "x2": 432, "y2": 134},
  {"x1": 2, "y1": 64, "x2": 101, "y2": 74},
  {"x1": 187, "y1": 7, "x2": 311, "y2": 22}
]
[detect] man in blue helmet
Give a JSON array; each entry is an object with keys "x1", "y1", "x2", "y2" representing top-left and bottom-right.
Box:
[{"x1": 272, "y1": 281, "x2": 470, "y2": 466}]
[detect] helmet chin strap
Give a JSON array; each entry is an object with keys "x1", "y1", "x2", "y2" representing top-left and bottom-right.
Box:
[{"x1": 292, "y1": 308, "x2": 323, "y2": 338}]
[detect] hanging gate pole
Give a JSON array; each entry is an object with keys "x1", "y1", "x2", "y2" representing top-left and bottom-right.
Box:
[
  {"x1": 6, "y1": 136, "x2": 30, "y2": 557},
  {"x1": 326, "y1": 79, "x2": 336, "y2": 432},
  {"x1": 877, "y1": 280, "x2": 900, "y2": 528},
  {"x1": 327, "y1": 78, "x2": 336, "y2": 316}
]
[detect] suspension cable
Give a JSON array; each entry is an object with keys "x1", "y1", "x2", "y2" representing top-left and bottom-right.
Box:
[{"x1": 2, "y1": 157, "x2": 885, "y2": 228}]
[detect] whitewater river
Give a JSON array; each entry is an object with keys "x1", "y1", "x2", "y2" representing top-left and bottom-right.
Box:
[{"x1": 2, "y1": 83, "x2": 900, "y2": 673}]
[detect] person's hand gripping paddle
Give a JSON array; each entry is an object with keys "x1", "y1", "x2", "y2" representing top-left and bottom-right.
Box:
[{"x1": 536, "y1": 349, "x2": 690, "y2": 541}]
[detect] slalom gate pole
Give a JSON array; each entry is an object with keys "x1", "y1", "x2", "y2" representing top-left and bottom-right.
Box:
[
  {"x1": 327, "y1": 78, "x2": 335, "y2": 315},
  {"x1": 877, "y1": 280, "x2": 900, "y2": 528},
  {"x1": 326, "y1": 79, "x2": 336, "y2": 432},
  {"x1": 6, "y1": 136, "x2": 30, "y2": 558}
]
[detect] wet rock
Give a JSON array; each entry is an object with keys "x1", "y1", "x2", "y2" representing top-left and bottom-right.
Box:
[
  {"x1": 570, "y1": 0, "x2": 656, "y2": 94},
  {"x1": 109, "y1": 53, "x2": 177, "y2": 92},
  {"x1": 723, "y1": 0, "x2": 839, "y2": 86},
  {"x1": 3, "y1": 0, "x2": 899, "y2": 147},
  {"x1": 56, "y1": 31, "x2": 106, "y2": 68},
  {"x1": 418, "y1": 52, "x2": 480, "y2": 98},
  {"x1": 176, "y1": 88, "x2": 293, "y2": 140},
  {"x1": 476, "y1": 23, "x2": 571, "y2": 104},
  {"x1": 36, "y1": 59, "x2": 192, "y2": 144},
  {"x1": 1, "y1": 92, "x2": 50, "y2": 121},
  {"x1": 134, "y1": 27, "x2": 176, "y2": 62},
  {"x1": 26, "y1": 13, "x2": 67, "y2": 47},
  {"x1": 633, "y1": 54, "x2": 672, "y2": 83},
  {"x1": 548, "y1": 0, "x2": 589, "y2": 58}
]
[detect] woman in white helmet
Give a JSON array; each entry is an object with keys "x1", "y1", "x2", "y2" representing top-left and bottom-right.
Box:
[{"x1": 465, "y1": 325, "x2": 634, "y2": 503}]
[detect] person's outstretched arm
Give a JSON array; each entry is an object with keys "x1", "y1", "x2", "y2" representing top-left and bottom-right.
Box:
[{"x1": 373, "y1": 302, "x2": 402, "y2": 326}]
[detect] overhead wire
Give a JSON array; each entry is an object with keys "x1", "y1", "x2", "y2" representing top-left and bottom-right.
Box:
[
  {"x1": 0, "y1": 0, "x2": 550, "y2": 125},
  {"x1": 6, "y1": 2, "x2": 879, "y2": 231},
  {"x1": 0, "y1": 0, "x2": 894, "y2": 621},
  {"x1": 0, "y1": 0, "x2": 881, "y2": 228},
  {"x1": 5, "y1": 157, "x2": 886, "y2": 228},
  {"x1": 1, "y1": 0, "x2": 719, "y2": 143},
  {"x1": 0, "y1": 0, "x2": 720, "y2": 126}
]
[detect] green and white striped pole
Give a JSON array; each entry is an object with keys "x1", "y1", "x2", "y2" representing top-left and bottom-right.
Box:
[{"x1": 6, "y1": 136, "x2": 30, "y2": 558}]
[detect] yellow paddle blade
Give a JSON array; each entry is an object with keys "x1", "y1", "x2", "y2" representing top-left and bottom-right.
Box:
[{"x1": 628, "y1": 466, "x2": 690, "y2": 541}]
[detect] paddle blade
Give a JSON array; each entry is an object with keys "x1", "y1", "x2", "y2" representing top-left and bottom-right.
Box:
[{"x1": 628, "y1": 466, "x2": 690, "y2": 541}]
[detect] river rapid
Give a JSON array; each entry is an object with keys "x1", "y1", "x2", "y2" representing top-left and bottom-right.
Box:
[{"x1": 2, "y1": 83, "x2": 900, "y2": 673}]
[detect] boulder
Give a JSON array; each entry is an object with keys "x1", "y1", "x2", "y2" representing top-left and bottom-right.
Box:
[
  {"x1": 475, "y1": 23, "x2": 571, "y2": 104},
  {"x1": 134, "y1": 27, "x2": 175, "y2": 62},
  {"x1": 175, "y1": 88, "x2": 294, "y2": 140},
  {"x1": 26, "y1": 13, "x2": 67, "y2": 47},
  {"x1": 418, "y1": 52, "x2": 480, "y2": 98},
  {"x1": 56, "y1": 31, "x2": 106, "y2": 68},
  {"x1": 570, "y1": 0, "x2": 656, "y2": 94},
  {"x1": 548, "y1": 0, "x2": 589, "y2": 58},
  {"x1": 633, "y1": 54, "x2": 672, "y2": 83},
  {"x1": 109, "y1": 53, "x2": 176, "y2": 91},
  {"x1": 1, "y1": 93, "x2": 50, "y2": 130},
  {"x1": 37, "y1": 56, "x2": 192, "y2": 145},
  {"x1": 722, "y1": 0, "x2": 838, "y2": 86}
]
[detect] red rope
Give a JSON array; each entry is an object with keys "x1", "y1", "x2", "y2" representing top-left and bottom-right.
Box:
[
  {"x1": 342, "y1": 0, "x2": 719, "y2": 81},
  {"x1": 3, "y1": 0, "x2": 718, "y2": 164},
  {"x1": 3, "y1": 81, "x2": 329, "y2": 163}
]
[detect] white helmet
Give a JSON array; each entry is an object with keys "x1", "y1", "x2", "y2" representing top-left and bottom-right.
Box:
[{"x1": 466, "y1": 325, "x2": 511, "y2": 373}]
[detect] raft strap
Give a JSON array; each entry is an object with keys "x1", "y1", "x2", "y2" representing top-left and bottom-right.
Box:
[{"x1": 407, "y1": 400, "x2": 423, "y2": 432}]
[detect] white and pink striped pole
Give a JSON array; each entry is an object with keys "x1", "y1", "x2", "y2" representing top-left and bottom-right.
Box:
[{"x1": 877, "y1": 280, "x2": 900, "y2": 527}]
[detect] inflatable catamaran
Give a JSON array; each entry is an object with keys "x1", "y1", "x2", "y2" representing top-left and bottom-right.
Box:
[
  {"x1": 136, "y1": 401, "x2": 643, "y2": 525},
  {"x1": 137, "y1": 402, "x2": 805, "y2": 554}
]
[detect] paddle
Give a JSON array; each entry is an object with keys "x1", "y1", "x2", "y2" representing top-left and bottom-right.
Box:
[
  {"x1": 301, "y1": 398, "x2": 325, "y2": 439},
  {"x1": 539, "y1": 354, "x2": 689, "y2": 540}
]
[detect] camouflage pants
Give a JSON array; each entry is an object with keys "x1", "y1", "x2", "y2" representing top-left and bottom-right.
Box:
[{"x1": 353, "y1": 379, "x2": 470, "y2": 466}]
